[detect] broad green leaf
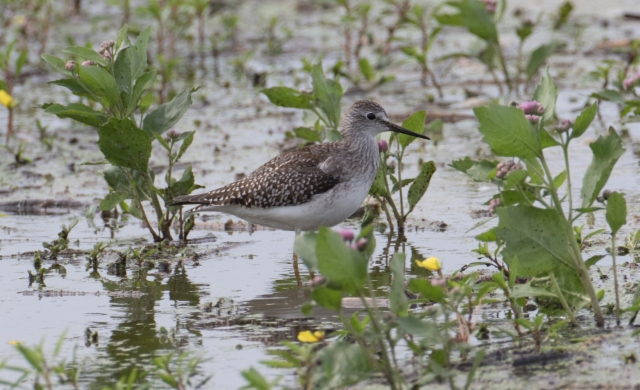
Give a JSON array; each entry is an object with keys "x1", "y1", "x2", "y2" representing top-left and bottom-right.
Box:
[
  {"x1": 241, "y1": 368, "x2": 272, "y2": 390},
  {"x1": 398, "y1": 110, "x2": 426, "y2": 149},
  {"x1": 358, "y1": 58, "x2": 374, "y2": 82},
  {"x1": 261, "y1": 87, "x2": 312, "y2": 109},
  {"x1": 100, "y1": 191, "x2": 127, "y2": 211},
  {"x1": 571, "y1": 103, "x2": 597, "y2": 139},
  {"x1": 475, "y1": 228, "x2": 497, "y2": 242},
  {"x1": 526, "y1": 43, "x2": 557, "y2": 81},
  {"x1": 113, "y1": 46, "x2": 134, "y2": 99},
  {"x1": 606, "y1": 192, "x2": 627, "y2": 235},
  {"x1": 128, "y1": 70, "x2": 156, "y2": 115},
  {"x1": 176, "y1": 131, "x2": 195, "y2": 162},
  {"x1": 434, "y1": 12, "x2": 464, "y2": 27},
  {"x1": 369, "y1": 165, "x2": 388, "y2": 197},
  {"x1": 41, "y1": 54, "x2": 72, "y2": 76},
  {"x1": 62, "y1": 46, "x2": 106, "y2": 65},
  {"x1": 315, "y1": 227, "x2": 368, "y2": 294},
  {"x1": 293, "y1": 127, "x2": 322, "y2": 143},
  {"x1": 77, "y1": 64, "x2": 120, "y2": 109},
  {"x1": 496, "y1": 205, "x2": 576, "y2": 275},
  {"x1": 533, "y1": 69, "x2": 558, "y2": 124},
  {"x1": 540, "y1": 128, "x2": 560, "y2": 148},
  {"x1": 511, "y1": 284, "x2": 558, "y2": 299},
  {"x1": 407, "y1": 161, "x2": 436, "y2": 212},
  {"x1": 437, "y1": 0, "x2": 498, "y2": 42},
  {"x1": 580, "y1": 128, "x2": 625, "y2": 208},
  {"x1": 98, "y1": 118, "x2": 152, "y2": 172},
  {"x1": 129, "y1": 199, "x2": 144, "y2": 220},
  {"x1": 391, "y1": 178, "x2": 414, "y2": 193},
  {"x1": 390, "y1": 253, "x2": 408, "y2": 316},
  {"x1": 466, "y1": 159, "x2": 497, "y2": 181},
  {"x1": 591, "y1": 90, "x2": 625, "y2": 104},
  {"x1": 311, "y1": 64, "x2": 343, "y2": 129},
  {"x1": 315, "y1": 342, "x2": 371, "y2": 389},
  {"x1": 492, "y1": 271, "x2": 507, "y2": 289},
  {"x1": 48, "y1": 78, "x2": 92, "y2": 98},
  {"x1": 142, "y1": 88, "x2": 197, "y2": 136},
  {"x1": 397, "y1": 315, "x2": 441, "y2": 340},
  {"x1": 553, "y1": 170, "x2": 567, "y2": 189},
  {"x1": 165, "y1": 166, "x2": 199, "y2": 202},
  {"x1": 103, "y1": 166, "x2": 131, "y2": 195},
  {"x1": 294, "y1": 232, "x2": 318, "y2": 270},
  {"x1": 585, "y1": 255, "x2": 605, "y2": 268},
  {"x1": 131, "y1": 27, "x2": 151, "y2": 80},
  {"x1": 449, "y1": 156, "x2": 476, "y2": 173},
  {"x1": 408, "y1": 278, "x2": 444, "y2": 303},
  {"x1": 474, "y1": 105, "x2": 541, "y2": 158},
  {"x1": 523, "y1": 157, "x2": 544, "y2": 184},
  {"x1": 312, "y1": 287, "x2": 342, "y2": 311},
  {"x1": 44, "y1": 103, "x2": 107, "y2": 128},
  {"x1": 115, "y1": 24, "x2": 129, "y2": 51},
  {"x1": 15, "y1": 50, "x2": 27, "y2": 78},
  {"x1": 503, "y1": 169, "x2": 528, "y2": 190}
]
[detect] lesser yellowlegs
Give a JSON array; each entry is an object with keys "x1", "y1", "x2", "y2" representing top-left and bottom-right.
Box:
[{"x1": 171, "y1": 100, "x2": 429, "y2": 232}]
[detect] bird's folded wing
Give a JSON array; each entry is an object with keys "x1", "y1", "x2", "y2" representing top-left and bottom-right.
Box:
[{"x1": 172, "y1": 147, "x2": 340, "y2": 208}]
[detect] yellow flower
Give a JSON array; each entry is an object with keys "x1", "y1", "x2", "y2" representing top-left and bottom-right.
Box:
[
  {"x1": 415, "y1": 257, "x2": 442, "y2": 272},
  {"x1": 0, "y1": 90, "x2": 15, "y2": 109},
  {"x1": 8, "y1": 340, "x2": 22, "y2": 345},
  {"x1": 297, "y1": 330, "x2": 325, "y2": 343}
]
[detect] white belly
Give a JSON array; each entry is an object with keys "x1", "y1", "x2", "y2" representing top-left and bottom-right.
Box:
[{"x1": 202, "y1": 179, "x2": 372, "y2": 231}]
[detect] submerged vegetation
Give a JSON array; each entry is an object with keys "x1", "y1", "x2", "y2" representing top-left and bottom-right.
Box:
[{"x1": 1, "y1": 0, "x2": 640, "y2": 389}]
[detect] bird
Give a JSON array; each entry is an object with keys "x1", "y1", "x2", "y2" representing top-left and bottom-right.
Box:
[{"x1": 171, "y1": 100, "x2": 430, "y2": 233}]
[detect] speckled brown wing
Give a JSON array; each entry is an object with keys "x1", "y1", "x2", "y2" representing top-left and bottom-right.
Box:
[{"x1": 171, "y1": 144, "x2": 341, "y2": 208}]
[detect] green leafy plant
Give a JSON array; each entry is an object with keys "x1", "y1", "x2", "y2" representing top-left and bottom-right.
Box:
[
  {"x1": 42, "y1": 26, "x2": 200, "y2": 242},
  {"x1": 604, "y1": 191, "x2": 627, "y2": 325},
  {"x1": 435, "y1": 0, "x2": 556, "y2": 93},
  {"x1": 153, "y1": 352, "x2": 211, "y2": 390},
  {"x1": 0, "y1": 333, "x2": 80, "y2": 390},
  {"x1": 262, "y1": 63, "x2": 343, "y2": 143},
  {"x1": 401, "y1": 4, "x2": 442, "y2": 96},
  {"x1": 285, "y1": 226, "x2": 485, "y2": 389},
  {"x1": 369, "y1": 110, "x2": 437, "y2": 234},
  {"x1": 452, "y1": 72, "x2": 625, "y2": 327},
  {"x1": 0, "y1": 40, "x2": 27, "y2": 145}
]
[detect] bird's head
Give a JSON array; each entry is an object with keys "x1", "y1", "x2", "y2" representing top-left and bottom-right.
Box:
[{"x1": 341, "y1": 100, "x2": 430, "y2": 141}]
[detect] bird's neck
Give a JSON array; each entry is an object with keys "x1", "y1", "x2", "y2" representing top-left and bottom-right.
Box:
[{"x1": 340, "y1": 132, "x2": 380, "y2": 179}]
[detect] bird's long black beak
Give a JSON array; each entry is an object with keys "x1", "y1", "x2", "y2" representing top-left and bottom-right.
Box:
[{"x1": 382, "y1": 120, "x2": 430, "y2": 140}]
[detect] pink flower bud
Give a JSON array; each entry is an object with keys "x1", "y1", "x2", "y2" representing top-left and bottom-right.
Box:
[
  {"x1": 488, "y1": 198, "x2": 502, "y2": 215},
  {"x1": 167, "y1": 129, "x2": 180, "y2": 139},
  {"x1": 518, "y1": 100, "x2": 544, "y2": 115},
  {"x1": 556, "y1": 119, "x2": 574, "y2": 133},
  {"x1": 308, "y1": 276, "x2": 326, "y2": 287},
  {"x1": 482, "y1": 0, "x2": 497, "y2": 13},
  {"x1": 377, "y1": 139, "x2": 388, "y2": 152},
  {"x1": 81, "y1": 60, "x2": 94, "y2": 66},
  {"x1": 338, "y1": 229, "x2": 355, "y2": 242},
  {"x1": 525, "y1": 114, "x2": 540, "y2": 123},
  {"x1": 65, "y1": 60, "x2": 76, "y2": 71},
  {"x1": 354, "y1": 238, "x2": 367, "y2": 251}
]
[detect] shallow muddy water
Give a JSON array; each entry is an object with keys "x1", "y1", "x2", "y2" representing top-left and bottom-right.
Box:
[{"x1": 2, "y1": 0, "x2": 640, "y2": 388}]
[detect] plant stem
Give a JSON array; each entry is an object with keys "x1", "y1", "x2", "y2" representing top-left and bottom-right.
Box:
[
  {"x1": 612, "y1": 232, "x2": 621, "y2": 326},
  {"x1": 495, "y1": 42, "x2": 513, "y2": 91},
  {"x1": 549, "y1": 272, "x2": 579, "y2": 327},
  {"x1": 144, "y1": 171, "x2": 171, "y2": 241},
  {"x1": 562, "y1": 139, "x2": 574, "y2": 221},
  {"x1": 539, "y1": 156, "x2": 604, "y2": 327},
  {"x1": 397, "y1": 148, "x2": 405, "y2": 222},
  {"x1": 361, "y1": 276, "x2": 401, "y2": 390}
]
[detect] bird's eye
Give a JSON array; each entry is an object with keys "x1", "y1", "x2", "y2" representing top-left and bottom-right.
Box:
[{"x1": 366, "y1": 113, "x2": 376, "y2": 120}]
